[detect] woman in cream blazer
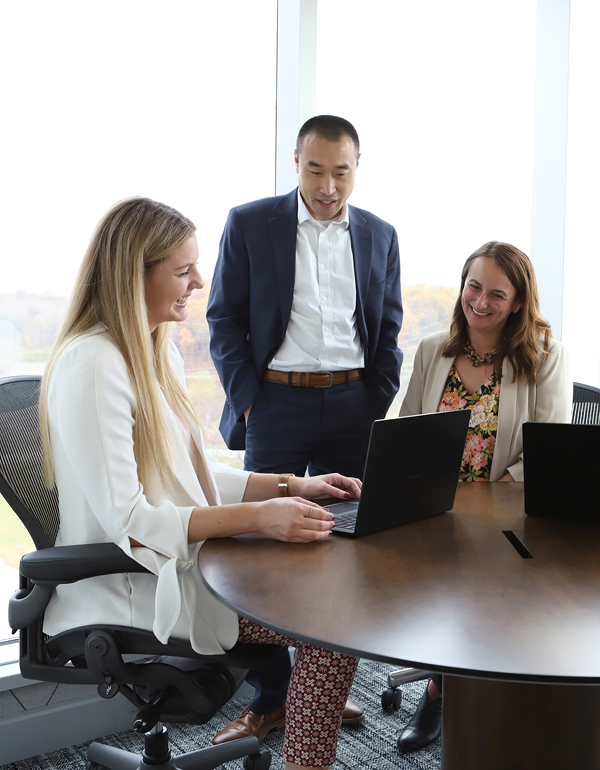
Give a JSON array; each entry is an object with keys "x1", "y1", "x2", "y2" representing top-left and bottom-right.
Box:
[
  {"x1": 40, "y1": 197, "x2": 362, "y2": 770},
  {"x1": 401, "y1": 330, "x2": 571, "y2": 482},
  {"x1": 44, "y1": 328, "x2": 250, "y2": 651},
  {"x1": 396, "y1": 241, "x2": 572, "y2": 755}
]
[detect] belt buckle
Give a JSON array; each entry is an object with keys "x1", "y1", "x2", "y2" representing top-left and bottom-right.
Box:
[{"x1": 315, "y1": 372, "x2": 334, "y2": 388}]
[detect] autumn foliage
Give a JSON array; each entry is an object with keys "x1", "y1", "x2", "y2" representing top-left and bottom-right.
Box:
[{"x1": 1, "y1": 280, "x2": 458, "y2": 450}]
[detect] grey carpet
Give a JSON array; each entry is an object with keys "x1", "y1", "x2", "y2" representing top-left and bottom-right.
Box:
[{"x1": 0, "y1": 660, "x2": 441, "y2": 769}]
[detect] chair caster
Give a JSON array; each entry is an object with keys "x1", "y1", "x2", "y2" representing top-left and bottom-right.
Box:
[
  {"x1": 86, "y1": 762, "x2": 107, "y2": 770},
  {"x1": 243, "y1": 748, "x2": 272, "y2": 770},
  {"x1": 381, "y1": 686, "x2": 402, "y2": 711}
]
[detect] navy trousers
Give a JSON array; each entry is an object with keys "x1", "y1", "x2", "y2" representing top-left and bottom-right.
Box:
[
  {"x1": 243, "y1": 376, "x2": 384, "y2": 712},
  {"x1": 244, "y1": 377, "x2": 383, "y2": 478}
]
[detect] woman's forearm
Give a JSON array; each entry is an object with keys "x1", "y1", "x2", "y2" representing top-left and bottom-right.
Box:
[
  {"x1": 187, "y1": 501, "x2": 262, "y2": 542},
  {"x1": 186, "y1": 472, "x2": 358, "y2": 544},
  {"x1": 186, "y1": 473, "x2": 300, "y2": 541},
  {"x1": 187, "y1": 495, "x2": 335, "y2": 544},
  {"x1": 241, "y1": 472, "x2": 301, "y2": 502}
]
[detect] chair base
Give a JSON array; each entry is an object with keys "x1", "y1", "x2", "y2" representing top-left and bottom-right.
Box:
[
  {"x1": 87, "y1": 725, "x2": 271, "y2": 770},
  {"x1": 380, "y1": 667, "x2": 430, "y2": 711}
]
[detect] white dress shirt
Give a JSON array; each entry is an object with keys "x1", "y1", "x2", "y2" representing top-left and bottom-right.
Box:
[{"x1": 269, "y1": 191, "x2": 364, "y2": 372}]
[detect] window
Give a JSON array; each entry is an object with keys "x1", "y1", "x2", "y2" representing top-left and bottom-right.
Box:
[
  {"x1": 0, "y1": 0, "x2": 277, "y2": 645},
  {"x1": 563, "y1": 0, "x2": 600, "y2": 387},
  {"x1": 0, "y1": 0, "x2": 585, "y2": 652},
  {"x1": 315, "y1": 0, "x2": 537, "y2": 409}
]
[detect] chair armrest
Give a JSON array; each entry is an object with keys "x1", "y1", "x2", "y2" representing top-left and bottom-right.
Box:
[
  {"x1": 10, "y1": 543, "x2": 152, "y2": 632},
  {"x1": 20, "y1": 542, "x2": 151, "y2": 584}
]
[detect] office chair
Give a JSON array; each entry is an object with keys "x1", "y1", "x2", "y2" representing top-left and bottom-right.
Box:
[
  {"x1": 1, "y1": 375, "x2": 286, "y2": 770},
  {"x1": 572, "y1": 382, "x2": 600, "y2": 425}
]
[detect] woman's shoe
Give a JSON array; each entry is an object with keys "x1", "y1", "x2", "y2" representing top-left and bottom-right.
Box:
[{"x1": 397, "y1": 686, "x2": 442, "y2": 752}]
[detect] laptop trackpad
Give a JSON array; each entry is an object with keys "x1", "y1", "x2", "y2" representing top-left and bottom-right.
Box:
[{"x1": 329, "y1": 501, "x2": 360, "y2": 515}]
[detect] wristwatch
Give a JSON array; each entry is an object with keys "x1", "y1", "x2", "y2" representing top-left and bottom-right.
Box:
[{"x1": 278, "y1": 473, "x2": 295, "y2": 497}]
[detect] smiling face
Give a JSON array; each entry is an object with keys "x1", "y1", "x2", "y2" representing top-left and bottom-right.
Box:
[
  {"x1": 144, "y1": 234, "x2": 204, "y2": 332},
  {"x1": 294, "y1": 132, "x2": 359, "y2": 221},
  {"x1": 461, "y1": 256, "x2": 524, "y2": 341}
]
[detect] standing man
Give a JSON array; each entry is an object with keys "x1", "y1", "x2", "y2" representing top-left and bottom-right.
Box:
[
  {"x1": 208, "y1": 115, "x2": 403, "y2": 478},
  {"x1": 206, "y1": 115, "x2": 403, "y2": 746}
]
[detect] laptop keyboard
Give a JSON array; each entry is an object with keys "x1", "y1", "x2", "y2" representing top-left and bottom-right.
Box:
[{"x1": 334, "y1": 511, "x2": 358, "y2": 530}]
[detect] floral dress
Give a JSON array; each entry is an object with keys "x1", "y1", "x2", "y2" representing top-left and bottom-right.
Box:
[{"x1": 438, "y1": 364, "x2": 501, "y2": 482}]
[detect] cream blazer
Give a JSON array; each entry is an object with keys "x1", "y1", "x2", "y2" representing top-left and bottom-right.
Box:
[
  {"x1": 400, "y1": 331, "x2": 572, "y2": 482},
  {"x1": 43, "y1": 327, "x2": 251, "y2": 655}
]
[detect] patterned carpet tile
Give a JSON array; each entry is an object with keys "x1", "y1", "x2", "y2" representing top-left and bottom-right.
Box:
[{"x1": 0, "y1": 660, "x2": 441, "y2": 770}]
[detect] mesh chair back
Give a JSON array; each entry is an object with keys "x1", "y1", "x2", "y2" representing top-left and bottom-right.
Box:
[
  {"x1": 0, "y1": 376, "x2": 59, "y2": 549},
  {"x1": 572, "y1": 382, "x2": 600, "y2": 426}
]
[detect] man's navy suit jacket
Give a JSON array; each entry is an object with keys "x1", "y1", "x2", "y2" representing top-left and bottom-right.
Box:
[{"x1": 207, "y1": 188, "x2": 403, "y2": 450}]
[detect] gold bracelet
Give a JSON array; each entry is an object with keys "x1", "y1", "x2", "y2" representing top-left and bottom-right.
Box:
[{"x1": 278, "y1": 473, "x2": 295, "y2": 497}]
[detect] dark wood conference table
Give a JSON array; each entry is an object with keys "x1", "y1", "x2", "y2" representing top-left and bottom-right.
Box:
[{"x1": 198, "y1": 483, "x2": 600, "y2": 770}]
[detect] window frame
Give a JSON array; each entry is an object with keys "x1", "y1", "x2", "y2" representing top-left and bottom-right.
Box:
[{"x1": 0, "y1": 0, "x2": 574, "y2": 682}]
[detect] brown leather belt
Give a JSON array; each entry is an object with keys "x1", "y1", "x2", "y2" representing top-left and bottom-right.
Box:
[{"x1": 264, "y1": 369, "x2": 364, "y2": 388}]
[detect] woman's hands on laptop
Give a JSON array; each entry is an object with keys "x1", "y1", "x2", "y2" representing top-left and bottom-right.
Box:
[{"x1": 289, "y1": 473, "x2": 362, "y2": 501}]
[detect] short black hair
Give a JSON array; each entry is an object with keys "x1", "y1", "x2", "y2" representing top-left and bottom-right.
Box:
[{"x1": 296, "y1": 115, "x2": 360, "y2": 156}]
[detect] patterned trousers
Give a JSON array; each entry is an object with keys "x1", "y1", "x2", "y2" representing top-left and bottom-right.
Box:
[{"x1": 237, "y1": 616, "x2": 359, "y2": 767}]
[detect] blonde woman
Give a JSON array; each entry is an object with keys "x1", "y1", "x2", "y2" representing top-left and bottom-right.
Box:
[
  {"x1": 40, "y1": 197, "x2": 361, "y2": 770},
  {"x1": 397, "y1": 240, "x2": 571, "y2": 752}
]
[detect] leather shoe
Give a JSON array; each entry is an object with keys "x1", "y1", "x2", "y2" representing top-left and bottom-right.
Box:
[
  {"x1": 211, "y1": 705, "x2": 286, "y2": 745},
  {"x1": 342, "y1": 696, "x2": 365, "y2": 724},
  {"x1": 211, "y1": 697, "x2": 364, "y2": 745},
  {"x1": 397, "y1": 686, "x2": 442, "y2": 752}
]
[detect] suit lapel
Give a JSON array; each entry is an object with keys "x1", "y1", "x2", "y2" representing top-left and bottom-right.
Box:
[
  {"x1": 269, "y1": 190, "x2": 298, "y2": 330},
  {"x1": 268, "y1": 196, "x2": 373, "y2": 341},
  {"x1": 349, "y1": 206, "x2": 372, "y2": 346}
]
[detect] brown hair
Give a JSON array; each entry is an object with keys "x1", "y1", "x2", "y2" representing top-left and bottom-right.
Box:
[{"x1": 443, "y1": 241, "x2": 551, "y2": 384}]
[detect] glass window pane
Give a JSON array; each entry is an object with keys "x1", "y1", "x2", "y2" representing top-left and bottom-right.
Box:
[
  {"x1": 563, "y1": 0, "x2": 600, "y2": 387},
  {"x1": 315, "y1": 0, "x2": 537, "y2": 408},
  {"x1": 0, "y1": 0, "x2": 277, "y2": 643},
  {"x1": 0, "y1": 497, "x2": 34, "y2": 649}
]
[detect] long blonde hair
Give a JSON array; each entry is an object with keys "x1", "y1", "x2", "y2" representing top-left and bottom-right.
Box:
[
  {"x1": 40, "y1": 197, "x2": 198, "y2": 488},
  {"x1": 443, "y1": 241, "x2": 551, "y2": 384}
]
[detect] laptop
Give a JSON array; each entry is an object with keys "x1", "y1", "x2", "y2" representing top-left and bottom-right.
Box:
[
  {"x1": 523, "y1": 422, "x2": 600, "y2": 519},
  {"x1": 328, "y1": 409, "x2": 470, "y2": 537}
]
